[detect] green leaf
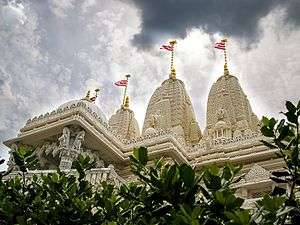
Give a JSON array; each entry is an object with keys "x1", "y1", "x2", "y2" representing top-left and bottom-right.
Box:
[
  {"x1": 262, "y1": 116, "x2": 270, "y2": 126},
  {"x1": 208, "y1": 165, "x2": 220, "y2": 176},
  {"x1": 261, "y1": 126, "x2": 274, "y2": 137},
  {"x1": 215, "y1": 191, "x2": 225, "y2": 205},
  {"x1": 179, "y1": 164, "x2": 195, "y2": 186},
  {"x1": 271, "y1": 186, "x2": 286, "y2": 196},
  {"x1": 222, "y1": 165, "x2": 232, "y2": 181},
  {"x1": 260, "y1": 140, "x2": 277, "y2": 149},
  {"x1": 277, "y1": 125, "x2": 290, "y2": 141},
  {"x1": 271, "y1": 171, "x2": 290, "y2": 177},
  {"x1": 270, "y1": 176, "x2": 287, "y2": 184},
  {"x1": 285, "y1": 111, "x2": 298, "y2": 124},
  {"x1": 277, "y1": 119, "x2": 285, "y2": 131},
  {"x1": 286, "y1": 101, "x2": 296, "y2": 113},
  {"x1": 132, "y1": 147, "x2": 148, "y2": 166},
  {"x1": 269, "y1": 118, "x2": 277, "y2": 129}
]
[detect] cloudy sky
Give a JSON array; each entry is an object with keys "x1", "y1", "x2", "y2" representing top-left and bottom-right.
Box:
[{"x1": 0, "y1": 0, "x2": 300, "y2": 165}]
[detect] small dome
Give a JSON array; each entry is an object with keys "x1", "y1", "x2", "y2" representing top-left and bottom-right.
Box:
[{"x1": 58, "y1": 100, "x2": 107, "y2": 122}]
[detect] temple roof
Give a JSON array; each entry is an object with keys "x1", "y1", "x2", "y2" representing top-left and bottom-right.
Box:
[
  {"x1": 58, "y1": 99, "x2": 107, "y2": 122},
  {"x1": 142, "y1": 77, "x2": 202, "y2": 145}
]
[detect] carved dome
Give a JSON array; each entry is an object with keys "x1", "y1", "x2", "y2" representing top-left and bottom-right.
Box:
[
  {"x1": 108, "y1": 106, "x2": 140, "y2": 140},
  {"x1": 206, "y1": 74, "x2": 259, "y2": 139},
  {"x1": 142, "y1": 77, "x2": 202, "y2": 145},
  {"x1": 58, "y1": 99, "x2": 107, "y2": 122}
]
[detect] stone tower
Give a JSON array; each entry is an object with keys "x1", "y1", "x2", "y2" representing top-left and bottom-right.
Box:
[
  {"x1": 142, "y1": 69, "x2": 202, "y2": 145},
  {"x1": 205, "y1": 70, "x2": 259, "y2": 140},
  {"x1": 108, "y1": 96, "x2": 140, "y2": 140}
]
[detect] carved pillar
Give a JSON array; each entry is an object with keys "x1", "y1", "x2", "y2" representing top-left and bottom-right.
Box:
[{"x1": 58, "y1": 128, "x2": 85, "y2": 170}]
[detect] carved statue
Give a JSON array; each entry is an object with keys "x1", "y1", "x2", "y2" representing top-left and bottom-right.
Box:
[
  {"x1": 35, "y1": 144, "x2": 45, "y2": 160},
  {"x1": 58, "y1": 127, "x2": 70, "y2": 149},
  {"x1": 51, "y1": 143, "x2": 60, "y2": 157},
  {"x1": 72, "y1": 130, "x2": 85, "y2": 152},
  {"x1": 44, "y1": 142, "x2": 52, "y2": 155},
  {"x1": 150, "y1": 114, "x2": 157, "y2": 128},
  {"x1": 217, "y1": 108, "x2": 226, "y2": 120}
]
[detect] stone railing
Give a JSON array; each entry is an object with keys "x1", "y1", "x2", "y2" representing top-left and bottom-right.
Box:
[
  {"x1": 3, "y1": 166, "x2": 125, "y2": 187},
  {"x1": 20, "y1": 101, "x2": 126, "y2": 144},
  {"x1": 123, "y1": 129, "x2": 173, "y2": 145},
  {"x1": 189, "y1": 132, "x2": 263, "y2": 154}
]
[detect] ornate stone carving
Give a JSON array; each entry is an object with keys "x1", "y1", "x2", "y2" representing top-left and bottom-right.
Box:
[
  {"x1": 217, "y1": 108, "x2": 226, "y2": 120},
  {"x1": 72, "y1": 130, "x2": 85, "y2": 152},
  {"x1": 58, "y1": 127, "x2": 70, "y2": 149},
  {"x1": 59, "y1": 129, "x2": 86, "y2": 170}
]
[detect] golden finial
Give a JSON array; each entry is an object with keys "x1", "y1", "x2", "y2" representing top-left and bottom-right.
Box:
[
  {"x1": 122, "y1": 74, "x2": 131, "y2": 108},
  {"x1": 170, "y1": 68, "x2": 176, "y2": 80},
  {"x1": 95, "y1": 88, "x2": 100, "y2": 96},
  {"x1": 82, "y1": 90, "x2": 91, "y2": 101},
  {"x1": 169, "y1": 40, "x2": 177, "y2": 46},
  {"x1": 123, "y1": 96, "x2": 129, "y2": 109},
  {"x1": 85, "y1": 90, "x2": 90, "y2": 98}
]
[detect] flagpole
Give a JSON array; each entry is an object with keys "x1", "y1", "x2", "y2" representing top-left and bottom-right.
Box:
[
  {"x1": 122, "y1": 74, "x2": 130, "y2": 107},
  {"x1": 222, "y1": 39, "x2": 229, "y2": 76},
  {"x1": 169, "y1": 40, "x2": 177, "y2": 79}
]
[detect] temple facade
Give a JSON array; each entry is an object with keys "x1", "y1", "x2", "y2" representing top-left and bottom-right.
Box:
[{"x1": 2, "y1": 64, "x2": 283, "y2": 205}]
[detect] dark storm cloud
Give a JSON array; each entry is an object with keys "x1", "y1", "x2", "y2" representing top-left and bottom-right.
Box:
[
  {"x1": 130, "y1": 0, "x2": 300, "y2": 48},
  {"x1": 285, "y1": 0, "x2": 300, "y2": 26}
]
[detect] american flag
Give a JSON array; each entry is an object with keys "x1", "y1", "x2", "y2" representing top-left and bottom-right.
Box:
[
  {"x1": 214, "y1": 39, "x2": 226, "y2": 50},
  {"x1": 160, "y1": 44, "x2": 173, "y2": 51},
  {"x1": 114, "y1": 80, "x2": 128, "y2": 87},
  {"x1": 90, "y1": 96, "x2": 96, "y2": 102}
]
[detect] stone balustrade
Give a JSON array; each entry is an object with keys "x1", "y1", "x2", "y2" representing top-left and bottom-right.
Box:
[{"x1": 3, "y1": 167, "x2": 125, "y2": 187}]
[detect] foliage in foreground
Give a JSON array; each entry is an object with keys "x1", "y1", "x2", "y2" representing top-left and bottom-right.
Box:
[{"x1": 0, "y1": 100, "x2": 299, "y2": 225}]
